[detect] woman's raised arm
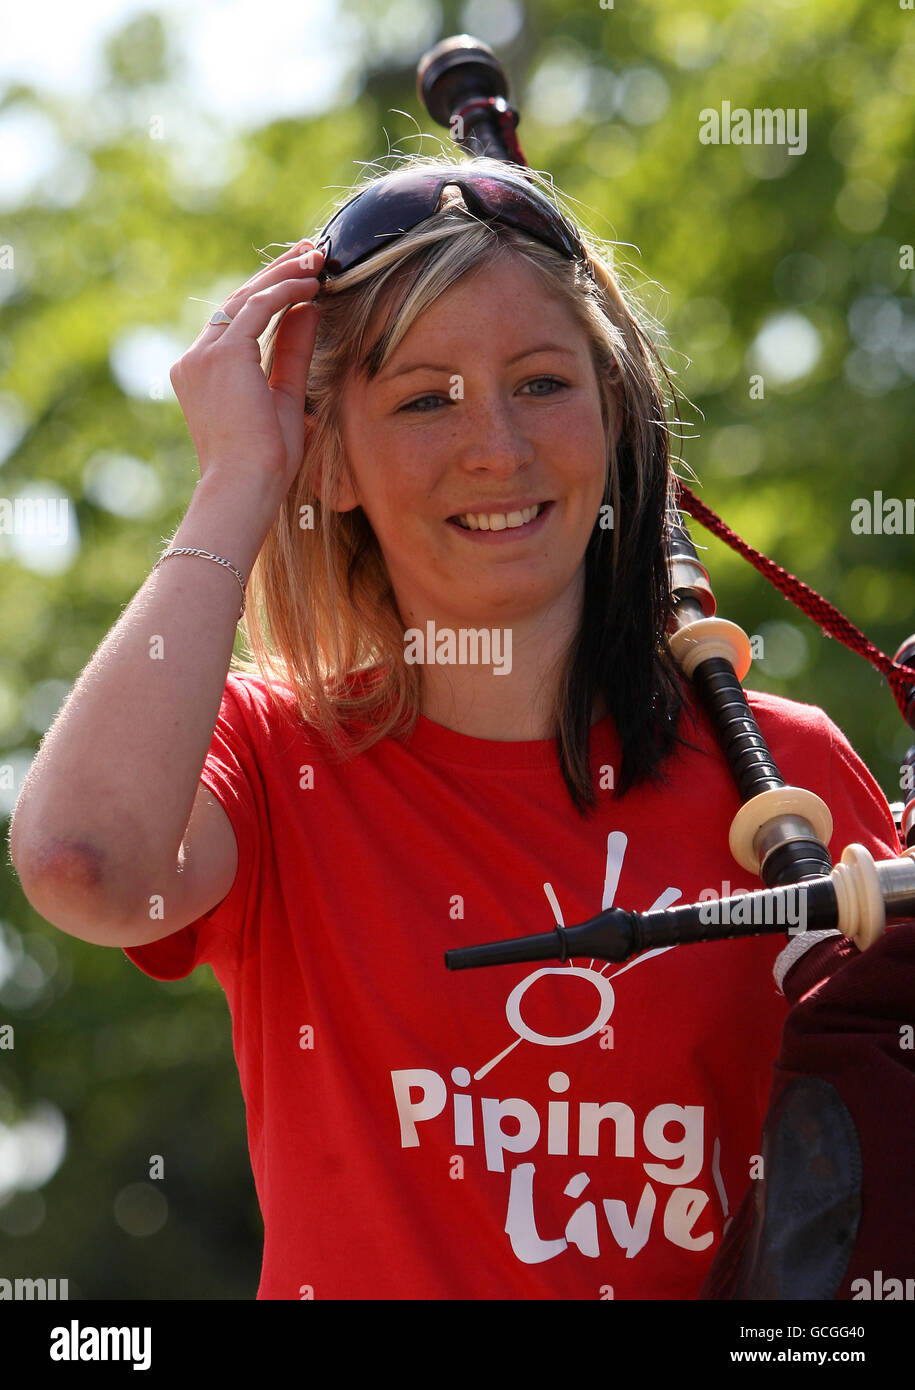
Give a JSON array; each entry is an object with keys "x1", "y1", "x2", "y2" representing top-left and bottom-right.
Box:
[{"x1": 8, "y1": 241, "x2": 324, "y2": 944}]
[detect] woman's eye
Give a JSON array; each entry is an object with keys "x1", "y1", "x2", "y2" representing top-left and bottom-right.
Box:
[
  {"x1": 400, "y1": 394, "x2": 445, "y2": 413},
  {"x1": 525, "y1": 376, "x2": 566, "y2": 396}
]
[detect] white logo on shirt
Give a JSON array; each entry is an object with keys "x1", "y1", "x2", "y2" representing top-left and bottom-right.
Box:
[{"x1": 390, "y1": 831, "x2": 728, "y2": 1271}]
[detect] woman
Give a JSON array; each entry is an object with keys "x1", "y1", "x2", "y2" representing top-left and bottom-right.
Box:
[{"x1": 9, "y1": 153, "x2": 899, "y2": 1300}]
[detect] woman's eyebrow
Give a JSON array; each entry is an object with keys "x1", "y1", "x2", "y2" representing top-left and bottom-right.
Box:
[{"x1": 377, "y1": 343, "x2": 579, "y2": 383}]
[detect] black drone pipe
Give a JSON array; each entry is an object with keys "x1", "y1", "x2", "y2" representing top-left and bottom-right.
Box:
[
  {"x1": 417, "y1": 35, "x2": 527, "y2": 166},
  {"x1": 445, "y1": 858, "x2": 915, "y2": 970},
  {"x1": 665, "y1": 520, "x2": 834, "y2": 887},
  {"x1": 445, "y1": 881, "x2": 836, "y2": 971}
]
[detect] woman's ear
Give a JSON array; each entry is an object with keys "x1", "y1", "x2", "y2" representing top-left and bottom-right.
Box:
[
  {"x1": 313, "y1": 403, "x2": 363, "y2": 512},
  {"x1": 313, "y1": 456, "x2": 361, "y2": 513}
]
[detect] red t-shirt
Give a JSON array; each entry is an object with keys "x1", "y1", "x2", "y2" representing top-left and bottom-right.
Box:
[{"x1": 124, "y1": 674, "x2": 899, "y2": 1300}]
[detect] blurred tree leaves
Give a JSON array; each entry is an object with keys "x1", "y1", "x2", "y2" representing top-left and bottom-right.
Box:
[
  {"x1": 102, "y1": 13, "x2": 173, "y2": 91},
  {"x1": 1, "y1": 0, "x2": 913, "y2": 1298}
]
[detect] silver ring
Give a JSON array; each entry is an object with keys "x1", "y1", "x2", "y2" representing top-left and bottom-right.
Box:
[{"x1": 208, "y1": 309, "x2": 233, "y2": 326}]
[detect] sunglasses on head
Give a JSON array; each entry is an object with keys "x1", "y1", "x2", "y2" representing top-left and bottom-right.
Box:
[{"x1": 312, "y1": 167, "x2": 594, "y2": 283}]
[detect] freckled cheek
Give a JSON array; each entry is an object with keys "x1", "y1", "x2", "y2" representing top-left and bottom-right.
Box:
[
  {"x1": 551, "y1": 421, "x2": 608, "y2": 497},
  {"x1": 374, "y1": 451, "x2": 448, "y2": 517},
  {"x1": 358, "y1": 471, "x2": 435, "y2": 545}
]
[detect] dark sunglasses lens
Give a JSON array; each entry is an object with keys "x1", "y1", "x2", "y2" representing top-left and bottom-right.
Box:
[
  {"x1": 317, "y1": 173, "x2": 445, "y2": 275},
  {"x1": 465, "y1": 175, "x2": 578, "y2": 257}
]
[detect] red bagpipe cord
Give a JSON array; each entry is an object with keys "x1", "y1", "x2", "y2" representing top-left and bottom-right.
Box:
[
  {"x1": 675, "y1": 480, "x2": 915, "y2": 722},
  {"x1": 453, "y1": 97, "x2": 528, "y2": 166}
]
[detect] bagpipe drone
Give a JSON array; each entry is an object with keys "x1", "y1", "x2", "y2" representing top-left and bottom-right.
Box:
[{"x1": 414, "y1": 35, "x2": 915, "y2": 1299}]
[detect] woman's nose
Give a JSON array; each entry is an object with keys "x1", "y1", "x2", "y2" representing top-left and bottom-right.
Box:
[{"x1": 455, "y1": 393, "x2": 536, "y2": 473}]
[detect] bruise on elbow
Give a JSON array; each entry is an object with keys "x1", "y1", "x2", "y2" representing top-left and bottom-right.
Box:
[{"x1": 22, "y1": 837, "x2": 109, "y2": 896}]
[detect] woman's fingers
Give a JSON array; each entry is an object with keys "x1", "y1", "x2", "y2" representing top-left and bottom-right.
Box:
[
  {"x1": 196, "y1": 240, "x2": 321, "y2": 343},
  {"x1": 207, "y1": 257, "x2": 324, "y2": 347},
  {"x1": 267, "y1": 298, "x2": 322, "y2": 402}
]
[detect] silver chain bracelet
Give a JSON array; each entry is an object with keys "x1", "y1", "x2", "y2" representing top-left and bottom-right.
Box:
[{"x1": 153, "y1": 547, "x2": 247, "y2": 620}]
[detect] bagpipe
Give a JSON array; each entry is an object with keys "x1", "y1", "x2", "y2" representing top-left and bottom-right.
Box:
[{"x1": 416, "y1": 35, "x2": 915, "y2": 1298}]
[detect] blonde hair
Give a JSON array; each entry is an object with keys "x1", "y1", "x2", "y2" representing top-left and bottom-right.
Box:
[{"x1": 232, "y1": 152, "x2": 687, "y2": 813}]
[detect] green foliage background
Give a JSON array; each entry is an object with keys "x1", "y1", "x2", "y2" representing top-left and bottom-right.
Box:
[{"x1": 1, "y1": 0, "x2": 913, "y2": 1298}]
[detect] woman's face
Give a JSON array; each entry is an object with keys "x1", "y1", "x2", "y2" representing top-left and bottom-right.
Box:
[{"x1": 335, "y1": 254, "x2": 611, "y2": 630}]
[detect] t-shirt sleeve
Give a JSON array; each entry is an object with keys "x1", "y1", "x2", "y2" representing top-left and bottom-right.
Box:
[
  {"x1": 122, "y1": 675, "x2": 261, "y2": 983},
  {"x1": 750, "y1": 691, "x2": 900, "y2": 866},
  {"x1": 822, "y1": 711, "x2": 901, "y2": 864}
]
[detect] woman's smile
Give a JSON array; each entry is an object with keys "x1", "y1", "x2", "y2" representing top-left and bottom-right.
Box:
[{"x1": 446, "y1": 499, "x2": 555, "y2": 540}]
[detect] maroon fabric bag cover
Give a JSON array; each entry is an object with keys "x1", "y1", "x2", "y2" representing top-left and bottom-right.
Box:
[{"x1": 701, "y1": 923, "x2": 915, "y2": 1300}]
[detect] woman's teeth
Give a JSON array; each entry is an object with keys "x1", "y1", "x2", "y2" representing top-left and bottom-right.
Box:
[{"x1": 453, "y1": 503, "x2": 544, "y2": 531}]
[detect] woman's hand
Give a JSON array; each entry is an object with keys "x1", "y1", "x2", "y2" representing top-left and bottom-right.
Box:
[{"x1": 169, "y1": 239, "x2": 325, "y2": 497}]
